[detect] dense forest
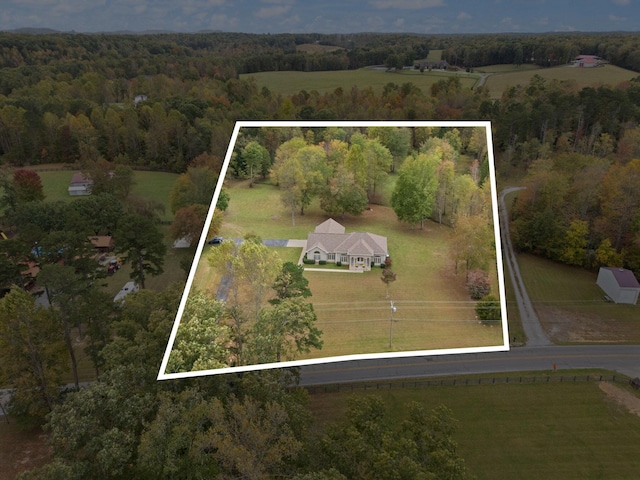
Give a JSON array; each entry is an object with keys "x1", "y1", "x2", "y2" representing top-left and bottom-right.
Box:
[{"x1": 1, "y1": 30, "x2": 640, "y2": 478}]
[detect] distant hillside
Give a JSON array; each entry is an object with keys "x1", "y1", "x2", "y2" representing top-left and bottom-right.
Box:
[{"x1": 5, "y1": 27, "x2": 62, "y2": 34}]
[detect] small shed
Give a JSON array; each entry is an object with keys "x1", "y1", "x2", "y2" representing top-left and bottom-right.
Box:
[{"x1": 596, "y1": 267, "x2": 640, "y2": 305}]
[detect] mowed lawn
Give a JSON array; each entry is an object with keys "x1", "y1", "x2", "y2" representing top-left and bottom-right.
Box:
[
  {"x1": 36, "y1": 168, "x2": 179, "y2": 222},
  {"x1": 518, "y1": 253, "x2": 640, "y2": 343},
  {"x1": 307, "y1": 376, "x2": 640, "y2": 480},
  {"x1": 196, "y1": 179, "x2": 505, "y2": 358},
  {"x1": 241, "y1": 67, "x2": 480, "y2": 96}
]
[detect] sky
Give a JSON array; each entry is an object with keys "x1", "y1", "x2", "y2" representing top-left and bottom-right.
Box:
[{"x1": 0, "y1": 0, "x2": 638, "y2": 35}]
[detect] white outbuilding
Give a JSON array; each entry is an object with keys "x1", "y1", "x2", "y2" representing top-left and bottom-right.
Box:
[{"x1": 596, "y1": 267, "x2": 640, "y2": 305}]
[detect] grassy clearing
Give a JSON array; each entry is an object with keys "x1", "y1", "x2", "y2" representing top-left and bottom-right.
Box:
[
  {"x1": 484, "y1": 64, "x2": 639, "y2": 98},
  {"x1": 306, "y1": 374, "x2": 640, "y2": 480},
  {"x1": 518, "y1": 253, "x2": 640, "y2": 343},
  {"x1": 196, "y1": 179, "x2": 504, "y2": 358},
  {"x1": 425, "y1": 49, "x2": 443, "y2": 62},
  {"x1": 241, "y1": 68, "x2": 479, "y2": 96},
  {"x1": 36, "y1": 169, "x2": 178, "y2": 222},
  {"x1": 475, "y1": 63, "x2": 541, "y2": 74}
]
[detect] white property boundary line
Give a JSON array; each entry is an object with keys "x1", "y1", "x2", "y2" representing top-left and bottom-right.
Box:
[{"x1": 157, "y1": 120, "x2": 509, "y2": 380}]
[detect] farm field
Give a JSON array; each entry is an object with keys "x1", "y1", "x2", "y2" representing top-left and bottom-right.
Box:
[
  {"x1": 191, "y1": 179, "x2": 504, "y2": 360},
  {"x1": 242, "y1": 62, "x2": 638, "y2": 99},
  {"x1": 241, "y1": 67, "x2": 480, "y2": 96},
  {"x1": 483, "y1": 64, "x2": 639, "y2": 98},
  {"x1": 307, "y1": 372, "x2": 640, "y2": 480}
]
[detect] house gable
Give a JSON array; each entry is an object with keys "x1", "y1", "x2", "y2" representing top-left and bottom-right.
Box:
[{"x1": 304, "y1": 219, "x2": 388, "y2": 270}]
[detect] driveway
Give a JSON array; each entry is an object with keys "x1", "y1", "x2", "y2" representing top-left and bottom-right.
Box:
[{"x1": 500, "y1": 187, "x2": 551, "y2": 346}]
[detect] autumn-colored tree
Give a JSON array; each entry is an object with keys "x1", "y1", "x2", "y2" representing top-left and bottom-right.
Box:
[
  {"x1": 0, "y1": 287, "x2": 66, "y2": 424},
  {"x1": 169, "y1": 204, "x2": 209, "y2": 242}
]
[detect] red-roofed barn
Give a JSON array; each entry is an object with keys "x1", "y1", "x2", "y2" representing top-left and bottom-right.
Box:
[{"x1": 596, "y1": 267, "x2": 640, "y2": 304}]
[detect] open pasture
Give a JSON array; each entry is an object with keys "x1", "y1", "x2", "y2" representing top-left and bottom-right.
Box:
[
  {"x1": 241, "y1": 67, "x2": 480, "y2": 96},
  {"x1": 484, "y1": 64, "x2": 639, "y2": 98},
  {"x1": 307, "y1": 374, "x2": 640, "y2": 480},
  {"x1": 34, "y1": 168, "x2": 178, "y2": 223}
]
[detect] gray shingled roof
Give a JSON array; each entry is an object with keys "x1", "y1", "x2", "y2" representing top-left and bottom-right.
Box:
[{"x1": 306, "y1": 219, "x2": 387, "y2": 257}]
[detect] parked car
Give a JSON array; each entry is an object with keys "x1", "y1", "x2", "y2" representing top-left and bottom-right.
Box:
[{"x1": 207, "y1": 236, "x2": 223, "y2": 245}]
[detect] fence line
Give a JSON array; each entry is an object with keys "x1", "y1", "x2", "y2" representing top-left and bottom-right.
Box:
[{"x1": 304, "y1": 374, "x2": 627, "y2": 394}]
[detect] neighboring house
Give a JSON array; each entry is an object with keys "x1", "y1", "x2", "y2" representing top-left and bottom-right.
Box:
[
  {"x1": 303, "y1": 218, "x2": 388, "y2": 271},
  {"x1": 88, "y1": 235, "x2": 115, "y2": 253},
  {"x1": 415, "y1": 60, "x2": 450, "y2": 70},
  {"x1": 571, "y1": 55, "x2": 605, "y2": 68},
  {"x1": 68, "y1": 172, "x2": 93, "y2": 196},
  {"x1": 134, "y1": 94, "x2": 148, "y2": 106},
  {"x1": 114, "y1": 281, "x2": 139, "y2": 303},
  {"x1": 596, "y1": 267, "x2": 640, "y2": 304}
]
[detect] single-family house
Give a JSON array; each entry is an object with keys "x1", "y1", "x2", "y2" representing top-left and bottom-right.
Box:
[
  {"x1": 68, "y1": 172, "x2": 93, "y2": 196},
  {"x1": 88, "y1": 235, "x2": 115, "y2": 253},
  {"x1": 596, "y1": 267, "x2": 640, "y2": 305},
  {"x1": 134, "y1": 94, "x2": 148, "y2": 106},
  {"x1": 571, "y1": 55, "x2": 605, "y2": 68},
  {"x1": 304, "y1": 218, "x2": 388, "y2": 271}
]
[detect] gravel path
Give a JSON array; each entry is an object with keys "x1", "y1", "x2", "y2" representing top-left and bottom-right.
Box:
[{"x1": 500, "y1": 187, "x2": 551, "y2": 346}]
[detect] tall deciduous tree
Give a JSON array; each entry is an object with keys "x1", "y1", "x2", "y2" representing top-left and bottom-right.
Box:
[
  {"x1": 208, "y1": 236, "x2": 280, "y2": 364},
  {"x1": 319, "y1": 165, "x2": 368, "y2": 219},
  {"x1": 313, "y1": 395, "x2": 471, "y2": 480},
  {"x1": 270, "y1": 261, "x2": 312, "y2": 305},
  {"x1": 0, "y1": 287, "x2": 66, "y2": 424},
  {"x1": 273, "y1": 155, "x2": 305, "y2": 226},
  {"x1": 251, "y1": 297, "x2": 322, "y2": 363},
  {"x1": 242, "y1": 140, "x2": 271, "y2": 187},
  {"x1": 37, "y1": 263, "x2": 92, "y2": 391},
  {"x1": 9, "y1": 169, "x2": 45, "y2": 206},
  {"x1": 115, "y1": 213, "x2": 166, "y2": 289},
  {"x1": 169, "y1": 166, "x2": 227, "y2": 214},
  {"x1": 450, "y1": 214, "x2": 494, "y2": 280},
  {"x1": 391, "y1": 153, "x2": 439, "y2": 229},
  {"x1": 596, "y1": 159, "x2": 640, "y2": 250},
  {"x1": 169, "y1": 203, "x2": 209, "y2": 243},
  {"x1": 138, "y1": 391, "x2": 303, "y2": 480},
  {"x1": 166, "y1": 289, "x2": 231, "y2": 373}
]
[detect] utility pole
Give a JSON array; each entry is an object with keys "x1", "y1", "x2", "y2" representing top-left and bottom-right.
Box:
[{"x1": 389, "y1": 300, "x2": 396, "y2": 349}]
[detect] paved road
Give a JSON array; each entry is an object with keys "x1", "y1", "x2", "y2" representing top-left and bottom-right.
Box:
[
  {"x1": 499, "y1": 187, "x2": 551, "y2": 346},
  {"x1": 299, "y1": 345, "x2": 640, "y2": 386}
]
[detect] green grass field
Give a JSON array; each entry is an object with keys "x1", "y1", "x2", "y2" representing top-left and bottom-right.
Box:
[
  {"x1": 35, "y1": 169, "x2": 179, "y2": 222},
  {"x1": 518, "y1": 254, "x2": 640, "y2": 343},
  {"x1": 241, "y1": 67, "x2": 480, "y2": 96},
  {"x1": 306, "y1": 373, "x2": 640, "y2": 480},
  {"x1": 483, "y1": 64, "x2": 639, "y2": 98},
  {"x1": 190, "y1": 178, "x2": 504, "y2": 359},
  {"x1": 242, "y1": 62, "x2": 638, "y2": 99}
]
